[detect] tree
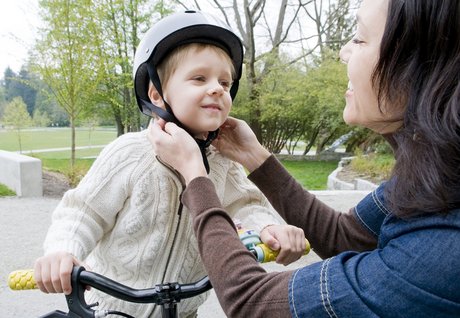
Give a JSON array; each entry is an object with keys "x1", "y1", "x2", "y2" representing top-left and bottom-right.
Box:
[
  {"x1": 0, "y1": 85, "x2": 6, "y2": 118},
  {"x1": 2, "y1": 97, "x2": 33, "y2": 153},
  {"x1": 17, "y1": 67, "x2": 38, "y2": 116},
  {"x1": 2, "y1": 66, "x2": 38, "y2": 116},
  {"x1": 33, "y1": 109, "x2": 51, "y2": 127},
  {"x1": 304, "y1": 0, "x2": 355, "y2": 55},
  {"x1": 3, "y1": 67, "x2": 21, "y2": 102},
  {"x1": 176, "y1": 0, "x2": 355, "y2": 150},
  {"x1": 302, "y1": 55, "x2": 349, "y2": 154},
  {"x1": 236, "y1": 52, "x2": 315, "y2": 154},
  {"x1": 91, "y1": 0, "x2": 159, "y2": 136},
  {"x1": 33, "y1": 79, "x2": 69, "y2": 127},
  {"x1": 33, "y1": 0, "x2": 104, "y2": 166}
]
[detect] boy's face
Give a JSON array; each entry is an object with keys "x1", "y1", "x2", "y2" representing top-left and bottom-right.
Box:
[{"x1": 162, "y1": 47, "x2": 234, "y2": 137}]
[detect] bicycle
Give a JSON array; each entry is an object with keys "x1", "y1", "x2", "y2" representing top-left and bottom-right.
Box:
[{"x1": 8, "y1": 230, "x2": 310, "y2": 318}]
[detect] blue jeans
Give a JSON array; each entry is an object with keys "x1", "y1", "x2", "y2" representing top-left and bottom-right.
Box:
[{"x1": 289, "y1": 184, "x2": 460, "y2": 317}]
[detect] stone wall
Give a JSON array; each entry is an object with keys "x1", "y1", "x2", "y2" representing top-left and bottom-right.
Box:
[{"x1": 0, "y1": 150, "x2": 42, "y2": 197}]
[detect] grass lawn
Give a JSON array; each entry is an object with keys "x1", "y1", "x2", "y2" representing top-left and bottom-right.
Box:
[
  {"x1": 0, "y1": 127, "x2": 340, "y2": 194},
  {"x1": 31, "y1": 147, "x2": 105, "y2": 159},
  {"x1": 0, "y1": 127, "x2": 117, "y2": 152},
  {"x1": 37, "y1": 157, "x2": 338, "y2": 190},
  {"x1": 280, "y1": 159, "x2": 339, "y2": 190},
  {"x1": 0, "y1": 157, "x2": 339, "y2": 197}
]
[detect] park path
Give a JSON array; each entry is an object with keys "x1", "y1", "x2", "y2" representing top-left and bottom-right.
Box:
[
  {"x1": 18, "y1": 145, "x2": 106, "y2": 154},
  {"x1": 0, "y1": 190, "x2": 370, "y2": 317}
]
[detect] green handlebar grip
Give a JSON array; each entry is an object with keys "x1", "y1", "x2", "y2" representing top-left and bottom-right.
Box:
[{"x1": 8, "y1": 269, "x2": 37, "y2": 290}]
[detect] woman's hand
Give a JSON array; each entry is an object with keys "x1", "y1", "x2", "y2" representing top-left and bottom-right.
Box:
[
  {"x1": 148, "y1": 119, "x2": 207, "y2": 185},
  {"x1": 259, "y1": 224, "x2": 306, "y2": 266},
  {"x1": 34, "y1": 252, "x2": 87, "y2": 295},
  {"x1": 213, "y1": 117, "x2": 271, "y2": 172}
]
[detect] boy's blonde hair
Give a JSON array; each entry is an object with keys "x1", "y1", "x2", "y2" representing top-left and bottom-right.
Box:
[{"x1": 156, "y1": 43, "x2": 236, "y2": 89}]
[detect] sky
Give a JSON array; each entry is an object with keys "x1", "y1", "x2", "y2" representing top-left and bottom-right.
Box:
[
  {"x1": 0, "y1": 0, "x2": 330, "y2": 79},
  {"x1": 0, "y1": 0, "x2": 40, "y2": 77}
]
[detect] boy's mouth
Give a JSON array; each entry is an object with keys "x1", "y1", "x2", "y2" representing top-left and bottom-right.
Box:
[{"x1": 202, "y1": 104, "x2": 222, "y2": 111}]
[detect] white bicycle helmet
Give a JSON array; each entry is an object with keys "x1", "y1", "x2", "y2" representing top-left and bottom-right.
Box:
[{"x1": 133, "y1": 10, "x2": 243, "y2": 123}]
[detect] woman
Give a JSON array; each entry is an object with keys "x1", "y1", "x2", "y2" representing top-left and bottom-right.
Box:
[{"x1": 149, "y1": 1, "x2": 460, "y2": 317}]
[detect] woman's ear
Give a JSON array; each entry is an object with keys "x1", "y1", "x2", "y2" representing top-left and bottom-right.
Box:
[{"x1": 148, "y1": 83, "x2": 165, "y2": 109}]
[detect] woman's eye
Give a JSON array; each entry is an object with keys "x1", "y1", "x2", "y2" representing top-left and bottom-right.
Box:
[
  {"x1": 351, "y1": 35, "x2": 364, "y2": 44},
  {"x1": 349, "y1": 31, "x2": 364, "y2": 45}
]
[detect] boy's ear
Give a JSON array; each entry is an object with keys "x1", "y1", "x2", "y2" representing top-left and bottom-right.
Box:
[{"x1": 147, "y1": 84, "x2": 165, "y2": 109}]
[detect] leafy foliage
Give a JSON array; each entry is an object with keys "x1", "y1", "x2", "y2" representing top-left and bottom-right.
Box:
[
  {"x1": 301, "y1": 55, "x2": 350, "y2": 153},
  {"x1": 2, "y1": 67, "x2": 38, "y2": 116},
  {"x1": 350, "y1": 151, "x2": 394, "y2": 183},
  {"x1": 1, "y1": 0, "x2": 383, "y2": 160},
  {"x1": 33, "y1": 0, "x2": 111, "y2": 165},
  {"x1": 0, "y1": 183, "x2": 16, "y2": 196},
  {"x1": 2, "y1": 97, "x2": 33, "y2": 152},
  {"x1": 233, "y1": 53, "x2": 350, "y2": 154},
  {"x1": 91, "y1": 0, "x2": 162, "y2": 135}
]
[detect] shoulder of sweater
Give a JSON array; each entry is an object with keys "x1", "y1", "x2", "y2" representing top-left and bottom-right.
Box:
[
  {"x1": 88, "y1": 130, "x2": 155, "y2": 177},
  {"x1": 97, "y1": 130, "x2": 153, "y2": 161},
  {"x1": 107, "y1": 130, "x2": 150, "y2": 151}
]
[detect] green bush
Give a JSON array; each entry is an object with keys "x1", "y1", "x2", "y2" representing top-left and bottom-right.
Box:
[
  {"x1": 350, "y1": 151, "x2": 394, "y2": 183},
  {"x1": 0, "y1": 183, "x2": 16, "y2": 196}
]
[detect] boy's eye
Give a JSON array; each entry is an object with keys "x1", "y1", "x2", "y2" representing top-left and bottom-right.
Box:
[
  {"x1": 220, "y1": 80, "x2": 231, "y2": 88},
  {"x1": 193, "y1": 76, "x2": 206, "y2": 82}
]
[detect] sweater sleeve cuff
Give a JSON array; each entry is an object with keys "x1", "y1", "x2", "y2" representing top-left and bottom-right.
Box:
[{"x1": 182, "y1": 177, "x2": 223, "y2": 217}]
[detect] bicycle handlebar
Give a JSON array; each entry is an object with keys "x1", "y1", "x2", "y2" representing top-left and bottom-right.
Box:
[
  {"x1": 9, "y1": 237, "x2": 310, "y2": 292},
  {"x1": 8, "y1": 238, "x2": 310, "y2": 317},
  {"x1": 9, "y1": 266, "x2": 213, "y2": 317}
]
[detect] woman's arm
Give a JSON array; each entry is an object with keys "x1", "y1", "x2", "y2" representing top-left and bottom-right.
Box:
[
  {"x1": 183, "y1": 177, "x2": 293, "y2": 317},
  {"x1": 218, "y1": 157, "x2": 306, "y2": 264},
  {"x1": 249, "y1": 155, "x2": 377, "y2": 258}
]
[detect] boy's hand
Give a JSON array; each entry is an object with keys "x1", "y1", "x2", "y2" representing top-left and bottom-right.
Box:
[
  {"x1": 259, "y1": 224, "x2": 306, "y2": 266},
  {"x1": 34, "y1": 251, "x2": 88, "y2": 295}
]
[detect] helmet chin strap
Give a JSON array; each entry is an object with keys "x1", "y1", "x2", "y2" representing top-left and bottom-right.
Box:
[{"x1": 141, "y1": 98, "x2": 218, "y2": 174}]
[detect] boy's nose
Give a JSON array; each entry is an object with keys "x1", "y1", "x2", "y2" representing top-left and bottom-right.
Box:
[{"x1": 207, "y1": 82, "x2": 224, "y2": 95}]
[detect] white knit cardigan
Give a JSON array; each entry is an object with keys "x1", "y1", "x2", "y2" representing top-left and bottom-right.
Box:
[{"x1": 43, "y1": 130, "x2": 284, "y2": 317}]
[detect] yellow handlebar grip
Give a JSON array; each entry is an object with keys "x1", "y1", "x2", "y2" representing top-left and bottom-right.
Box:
[
  {"x1": 257, "y1": 238, "x2": 311, "y2": 263},
  {"x1": 8, "y1": 269, "x2": 37, "y2": 290}
]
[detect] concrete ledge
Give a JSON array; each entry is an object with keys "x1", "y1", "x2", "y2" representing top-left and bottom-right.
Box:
[
  {"x1": 0, "y1": 150, "x2": 43, "y2": 197},
  {"x1": 327, "y1": 156, "x2": 378, "y2": 191}
]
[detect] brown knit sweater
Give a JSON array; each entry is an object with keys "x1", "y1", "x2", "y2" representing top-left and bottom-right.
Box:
[{"x1": 182, "y1": 155, "x2": 376, "y2": 317}]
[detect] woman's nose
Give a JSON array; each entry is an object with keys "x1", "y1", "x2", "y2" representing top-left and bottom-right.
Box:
[{"x1": 339, "y1": 40, "x2": 352, "y2": 64}]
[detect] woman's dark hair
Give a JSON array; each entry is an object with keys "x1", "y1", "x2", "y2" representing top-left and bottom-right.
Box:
[{"x1": 373, "y1": 0, "x2": 460, "y2": 217}]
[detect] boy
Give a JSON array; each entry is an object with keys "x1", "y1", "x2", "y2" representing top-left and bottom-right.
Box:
[{"x1": 34, "y1": 11, "x2": 305, "y2": 317}]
